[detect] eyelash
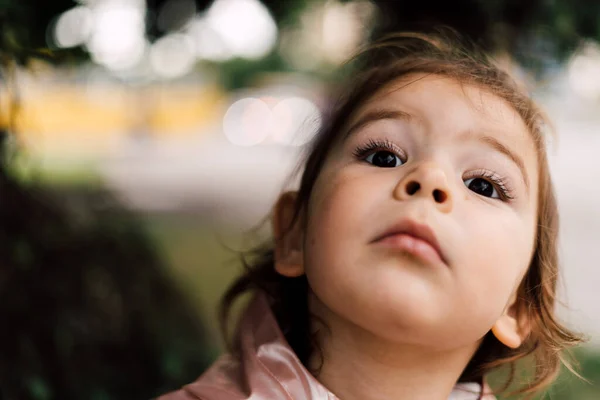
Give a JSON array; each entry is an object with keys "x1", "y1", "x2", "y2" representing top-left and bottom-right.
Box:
[
  {"x1": 351, "y1": 138, "x2": 516, "y2": 202},
  {"x1": 464, "y1": 169, "x2": 515, "y2": 201},
  {"x1": 352, "y1": 138, "x2": 406, "y2": 162}
]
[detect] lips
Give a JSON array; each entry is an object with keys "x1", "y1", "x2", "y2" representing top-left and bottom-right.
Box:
[{"x1": 372, "y1": 219, "x2": 447, "y2": 265}]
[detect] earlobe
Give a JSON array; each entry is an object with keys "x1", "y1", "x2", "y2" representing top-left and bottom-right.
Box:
[
  {"x1": 272, "y1": 191, "x2": 305, "y2": 278},
  {"x1": 491, "y1": 316, "x2": 524, "y2": 349},
  {"x1": 491, "y1": 294, "x2": 531, "y2": 349}
]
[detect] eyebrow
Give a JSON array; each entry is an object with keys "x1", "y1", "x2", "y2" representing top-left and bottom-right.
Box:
[
  {"x1": 461, "y1": 131, "x2": 530, "y2": 192},
  {"x1": 344, "y1": 107, "x2": 530, "y2": 192},
  {"x1": 344, "y1": 109, "x2": 414, "y2": 139}
]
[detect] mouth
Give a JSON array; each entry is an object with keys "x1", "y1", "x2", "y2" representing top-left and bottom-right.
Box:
[{"x1": 372, "y1": 219, "x2": 448, "y2": 266}]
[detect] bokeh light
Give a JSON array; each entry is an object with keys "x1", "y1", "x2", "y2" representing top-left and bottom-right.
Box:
[
  {"x1": 186, "y1": 16, "x2": 234, "y2": 62},
  {"x1": 279, "y1": 0, "x2": 375, "y2": 70},
  {"x1": 223, "y1": 98, "x2": 273, "y2": 146},
  {"x1": 321, "y1": 0, "x2": 376, "y2": 64},
  {"x1": 149, "y1": 33, "x2": 196, "y2": 78},
  {"x1": 51, "y1": 0, "x2": 280, "y2": 74},
  {"x1": 85, "y1": 0, "x2": 147, "y2": 71},
  {"x1": 205, "y1": 0, "x2": 278, "y2": 60},
  {"x1": 568, "y1": 40, "x2": 600, "y2": 100},
  {"x1": 53, "y1": 6, "x2": 94, "y2": 48},
  {"x1": 271, "y1": 97, "x2": 321, "y2": 146}
]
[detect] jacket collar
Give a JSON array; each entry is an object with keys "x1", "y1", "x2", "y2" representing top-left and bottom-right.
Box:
[{"x1": 179, "y1": 292, "x2": 491, "y2": 400}]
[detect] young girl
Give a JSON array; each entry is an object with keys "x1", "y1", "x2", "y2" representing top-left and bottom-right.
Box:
[{"x1": 160, "y1": 31, "x2": 582, "y2": 400}]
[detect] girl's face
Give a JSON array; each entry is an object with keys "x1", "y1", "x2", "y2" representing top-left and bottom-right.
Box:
[{"x1": 302, "y1": 74, "x2": 540, "y2": 350}]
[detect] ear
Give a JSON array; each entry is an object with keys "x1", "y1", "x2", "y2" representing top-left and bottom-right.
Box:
[
  {"x1": 491, "y1": 291, "x2": 531, "y2": 349},
  {"x1": 272, "y1": 191, "x2": 305, "y2": 277}
]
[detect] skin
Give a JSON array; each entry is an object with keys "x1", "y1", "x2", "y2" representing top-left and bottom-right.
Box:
[{"x1": 273, "y1": 74, "x2": 540, "y2": 400}]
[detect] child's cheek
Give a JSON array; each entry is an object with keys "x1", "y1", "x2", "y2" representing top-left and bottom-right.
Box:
[{"x1": 458, "y1": 211, "x2": 534, "y2": 327}]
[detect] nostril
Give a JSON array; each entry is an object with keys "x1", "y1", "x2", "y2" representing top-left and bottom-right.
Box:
[
  {"x1": 433, "y1": 189, "x2": 447, "y2": 203},
  {"x1": 406, "y1": 181, "x2": 420, "y2": 195}
]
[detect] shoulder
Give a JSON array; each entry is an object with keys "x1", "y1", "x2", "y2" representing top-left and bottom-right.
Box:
[
  {"x1": 481, "y1": 382, "x2": 496, "y2": 400},
  {"x1": 157, "y1": 389, "x2": 198, "y2": 400},
  {"x1": 157, "y1": 354, "x2": 246, "y2": 400},
  {"x1": 449, "y1": 382, "x2": 496, "y2": 400}
]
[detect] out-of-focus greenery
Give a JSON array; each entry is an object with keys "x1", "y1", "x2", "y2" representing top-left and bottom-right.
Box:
[
  {"x1": 485, "y1": 348, "x2": 600, "y2": 399},
  {"x1": 3, "y1": 0, "x2": 600, "y2": 86},
  {"x1": 0, "y1": 177, "x2": 217, "y2": 399},
  {"x1": 542, "y1": 348, "x2": 600, "y2": 399},
  {"x1": 1, "y1": 94, "x2": 216, "y2": 398},
  {"x1": 143, "y1": 214, "x2": 244, "y2": 347}
]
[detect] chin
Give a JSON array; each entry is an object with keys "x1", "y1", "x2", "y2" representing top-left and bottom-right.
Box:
[{"x1": 335, "y1": 291, "x2": 446, "y2": 340}]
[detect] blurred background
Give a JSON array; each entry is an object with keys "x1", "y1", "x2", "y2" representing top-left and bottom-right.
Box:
[{"x1": 1, "y1": 0, "x2": 599, "y2": 399}]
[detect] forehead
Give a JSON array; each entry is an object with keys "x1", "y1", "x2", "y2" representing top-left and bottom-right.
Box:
[
  {"x1": 356, "y1": 74, "x2": 527, "y2": 136},
  {"x1": 347, "y1": 74, "x2": 537, "y2": 157}
]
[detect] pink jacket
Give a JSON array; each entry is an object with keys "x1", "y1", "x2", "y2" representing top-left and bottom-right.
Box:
[{"x1": 159, "y1": 293, "x2": 495, "y2": 400}]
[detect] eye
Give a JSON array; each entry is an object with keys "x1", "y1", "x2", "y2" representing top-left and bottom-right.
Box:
[
  {"x1": 365, "y1": 151, "x2": 403, "y2": 168},
  {"x1": 464, "y1": 177, "x2": 499, "y2": 199},
  {"x1": 463, "y1": 169, "x2": 514, "y2": 201},
  {"x1": 353, "y1": 138, "x2": 406, "y2": 168}
]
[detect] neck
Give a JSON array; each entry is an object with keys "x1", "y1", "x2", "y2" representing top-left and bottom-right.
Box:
[{"x1": 308, "y1": 296, "x2": 480, "y2": 400}]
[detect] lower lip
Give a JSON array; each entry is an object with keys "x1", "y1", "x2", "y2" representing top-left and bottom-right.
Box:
[{"x1": 375, "y1": 234, "x2": 444, "y2": 266}]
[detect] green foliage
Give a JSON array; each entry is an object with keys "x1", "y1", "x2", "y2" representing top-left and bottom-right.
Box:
[
  {"x1": 484, "y1": 347, "x2": 600, "y2": 399},
  {"x1": 3, "y1": 0, "x2": 600, "y2": 73},
  {"x1": 0, "y1": 134, "x2": 213, "y2": 399}
]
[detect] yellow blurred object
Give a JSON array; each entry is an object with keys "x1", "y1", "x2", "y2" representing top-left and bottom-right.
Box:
[
  {"x1": 150, "y1": 86, "x2": 226, "y2": 137},
  {"x1": 0, "y1": 82, "x2": 227, "y2": 157}
]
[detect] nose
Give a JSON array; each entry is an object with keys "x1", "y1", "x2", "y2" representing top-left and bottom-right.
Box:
[{"x1": 394, "y1": 163, "x2": 453, "y2": 213}]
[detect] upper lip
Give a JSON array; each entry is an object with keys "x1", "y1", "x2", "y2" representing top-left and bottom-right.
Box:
[{"x1": 372, "y1": 218, "x2": 447, "y2": 265}]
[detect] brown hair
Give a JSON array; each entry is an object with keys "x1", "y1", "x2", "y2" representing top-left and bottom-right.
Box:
[{"x1": 219, "y1": 29, "x2": 583, "y2": 397}]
